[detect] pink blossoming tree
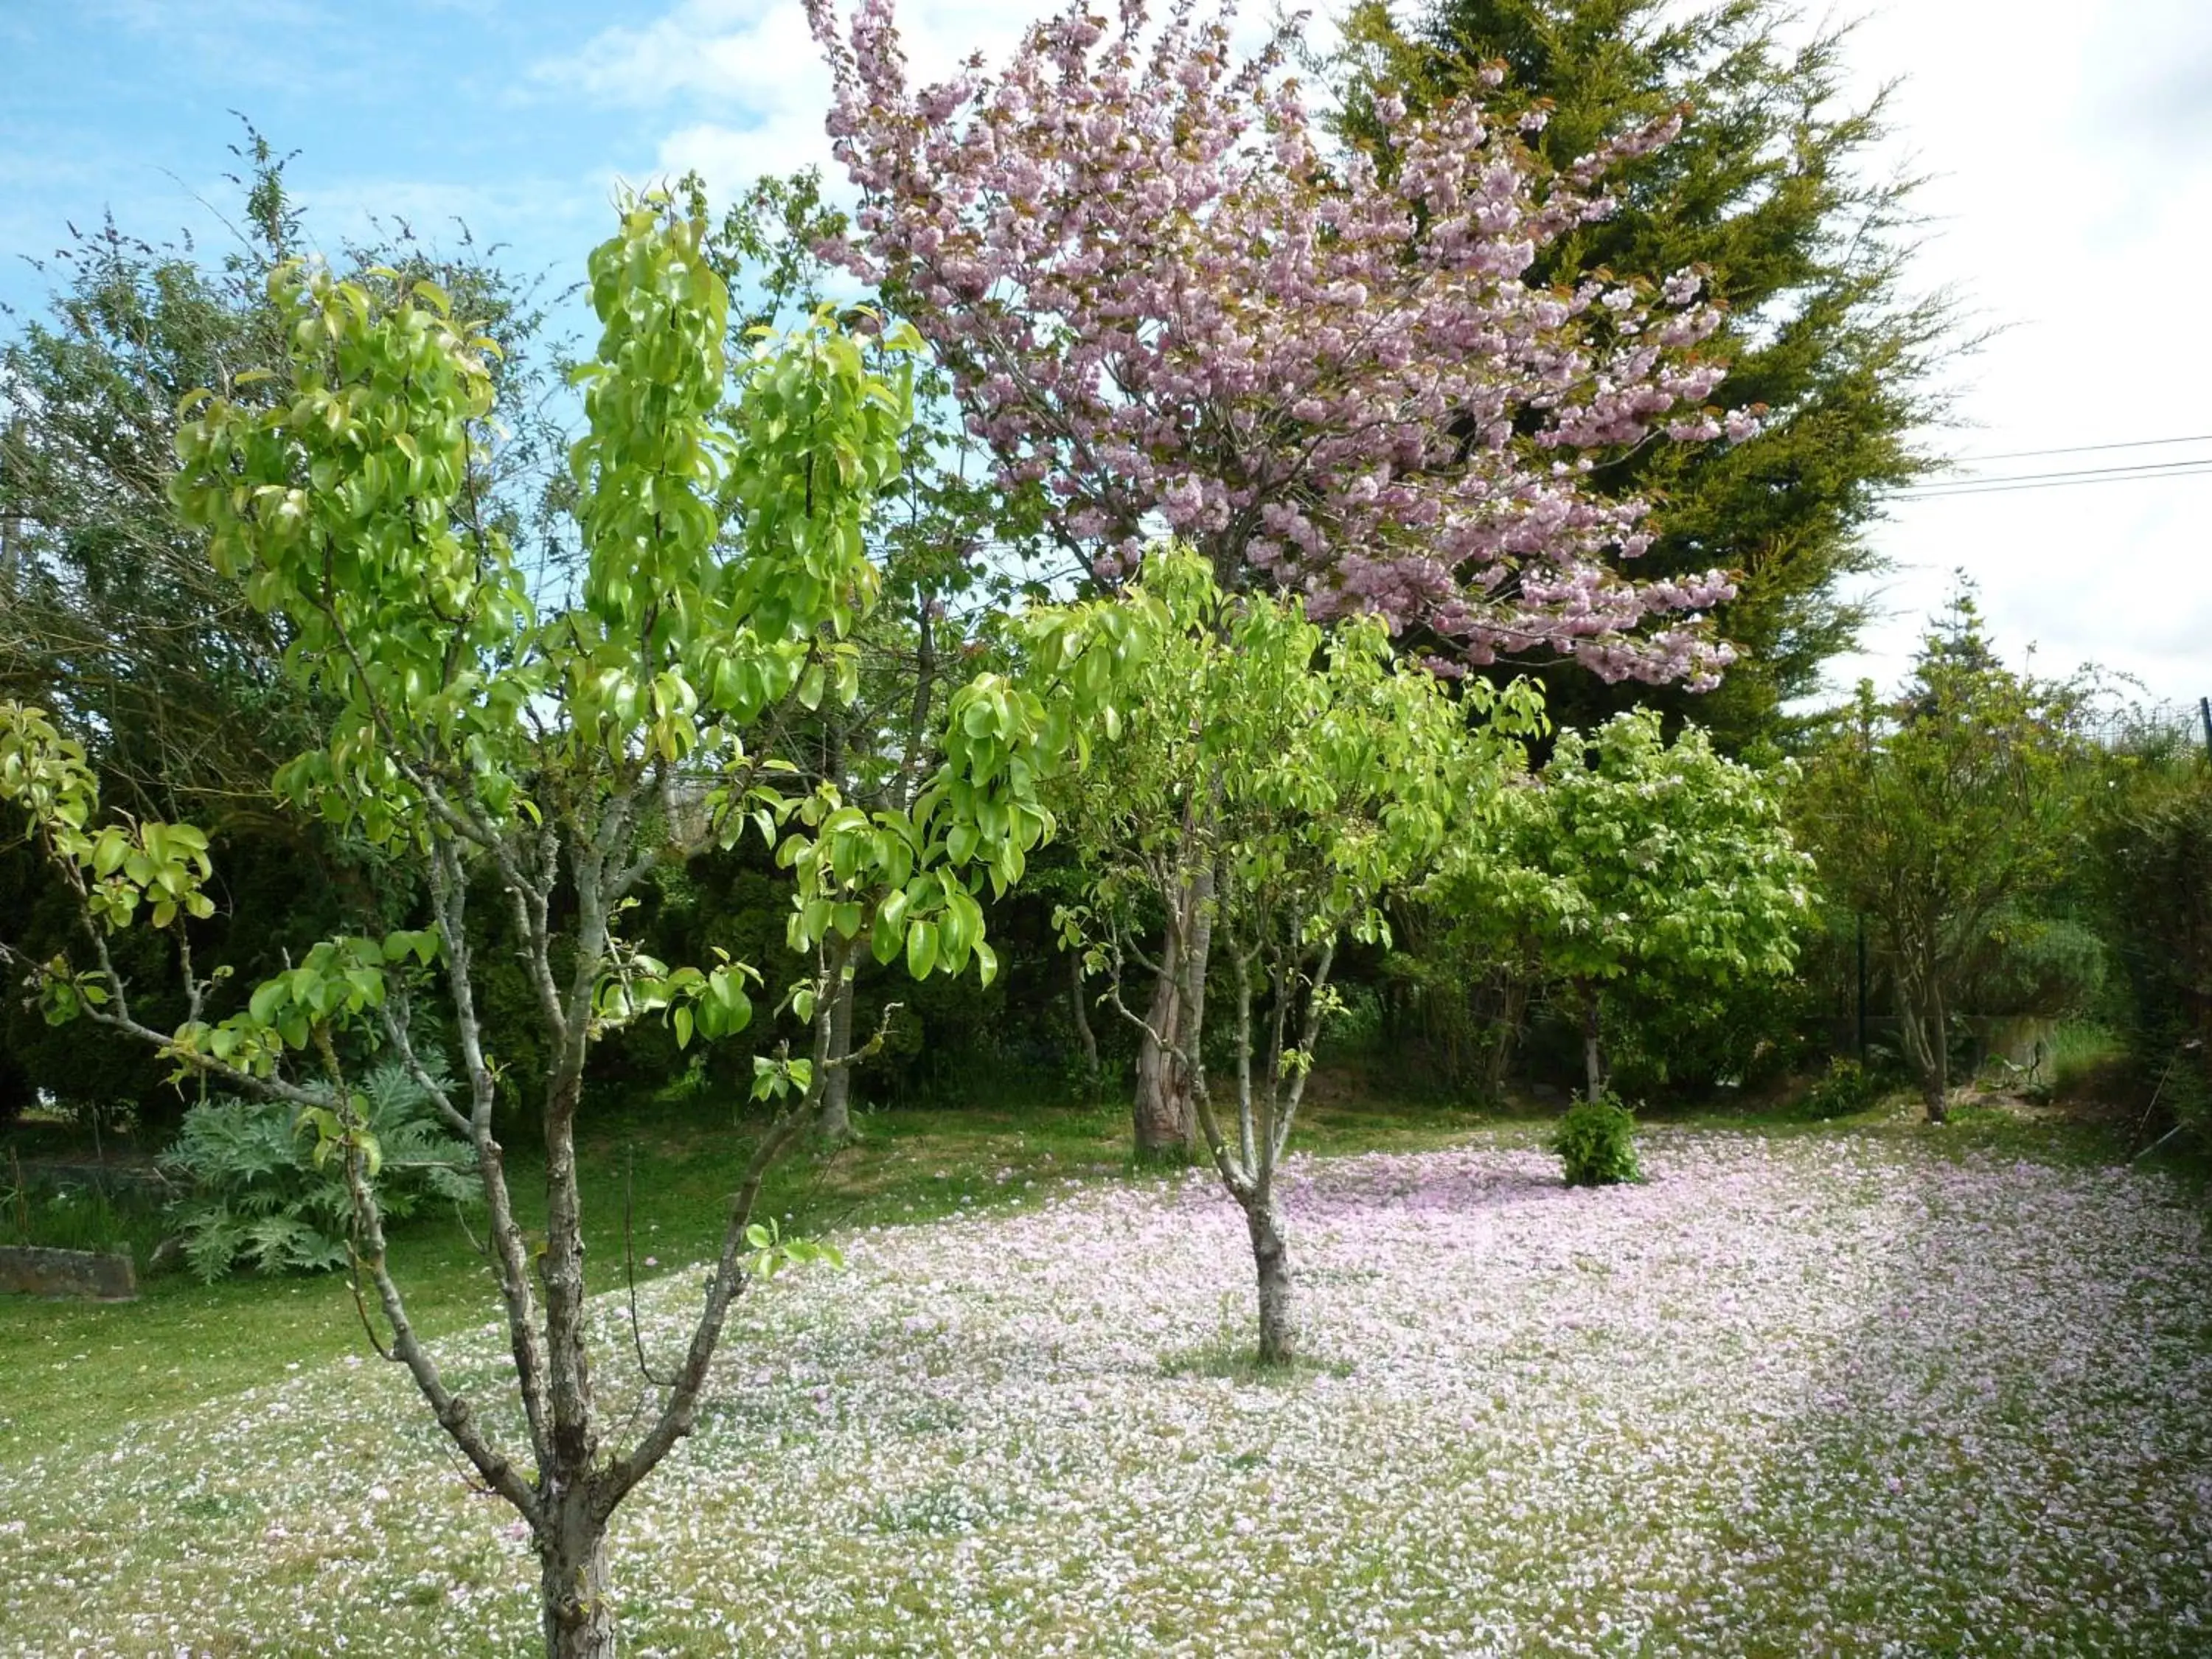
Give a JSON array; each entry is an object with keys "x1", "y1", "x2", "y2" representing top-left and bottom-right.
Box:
[{"x1": 810, "y1": 0, "x2": 1746, "y2": 1151}]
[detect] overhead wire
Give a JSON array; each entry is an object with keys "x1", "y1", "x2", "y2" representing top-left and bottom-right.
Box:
[
  {"x1": 1899, "y1": 456, "x2": 2212, "y2": 498},
  {"x1": 1944, "y1": 432, "x2": 2212, "y2": 465},
  {"x1": 1887, "y1": 431, "x2": 2212, "y2": 498}
]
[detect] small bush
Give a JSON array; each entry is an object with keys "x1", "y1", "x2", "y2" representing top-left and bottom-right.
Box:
[
  {"x1": 1801, "y1": 1056, "x2": 1882, "y2": 1119},
  {"x1": 1555, "y1": 1093, "x2": 1641, "y2": 1187},
  {"x1": 161, "y1": 1062, "x2": 478, "y2": 1281}
]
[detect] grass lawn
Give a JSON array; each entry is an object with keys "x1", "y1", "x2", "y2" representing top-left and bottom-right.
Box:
[
  {"x1": 4, "y1": 1092, "x2": 2209, "y2": 1655},
  {"x1": 0, "y1": 1083, "x2": 1490, "y2": 1455}
]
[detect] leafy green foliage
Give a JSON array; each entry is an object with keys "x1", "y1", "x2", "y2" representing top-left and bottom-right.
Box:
[
  {"x1": 1060, "y1": 551, "x2": 1537, "y2": 1091},
  {"x1": 737, "y1": 1214, "x2": 846, "y2": 1281},
  {"x1": 1796, "y1": 597, "x2": 2090, "y2": 1119},
  {"x1": 1800, "y1": 1056, "x2": 1882, "y2": 1121},
  {"x1": 1957, "y1": 908, "x2": 2107, "y2": 1022},
  {"x1": 1435, "y1": 708, "x2": 1811, "y2": 1097},
  {"x1": 1601, "y1": 968, "x2": 1816, "y2": 1097},
  {"x1": 1054, "y1": 549, "x2": 1536, "y2": 1359},
  {"x1": 161, "y1": 1062, "x2": 477, "y2": 1282},
  {"x1": 1500, "y1": 712, "x2": 1809, "y2": 987},
  {"x1": 0, "y1": 129, "x2": 566, "y2": 1127},
  {"x1": 1554, "y1": 1093, "x2": 1642, "y2": 1186},
  {"x1": 0, "y1": 182, "x2": 1150, "y2": 1645},
  {"x1": 2087, "y1": 740, "x2": 2212, "y2": 1145}
]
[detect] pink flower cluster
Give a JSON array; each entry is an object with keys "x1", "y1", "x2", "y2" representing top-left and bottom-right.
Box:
[{"x1": 807, "y1": 0, "x2": 1741, "y2": 686}]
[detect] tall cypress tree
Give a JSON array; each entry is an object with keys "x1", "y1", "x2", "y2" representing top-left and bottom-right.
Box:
[{"x1": 1340, "y1": 0, "x2": 1955, "y2": 751}]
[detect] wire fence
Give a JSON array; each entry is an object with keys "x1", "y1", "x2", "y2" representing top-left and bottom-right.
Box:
[{"x1": 2076, "y1": 696, "x2": 2211, "y2": 754}]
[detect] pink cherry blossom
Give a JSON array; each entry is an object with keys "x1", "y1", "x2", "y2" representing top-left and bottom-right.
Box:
[{"x1": 806, "y1": 0, "x2": 1743, "y2": 685}]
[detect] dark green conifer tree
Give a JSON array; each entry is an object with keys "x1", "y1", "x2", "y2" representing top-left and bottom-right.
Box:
[{"x1": 1339, "y1": 0, "x2": 1956, "y2": 751}]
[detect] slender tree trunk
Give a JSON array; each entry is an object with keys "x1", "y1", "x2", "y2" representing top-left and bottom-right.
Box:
[
  {"x1": 817, "y1": 973, "x2": 857, "y2": 1141},
  {"x1": 1133, "y1": 863, "x2": 1214, "y2": 1158},
  {"x1": 1924, "y1": 978, "x2": 1950, "y2": 1124},
  {"x1": 1581, "y1": 981, "x2": 1604, "y2": 1105},
  {"x1": 1482, "y1": 973, "x2": 1527, "y2": 1099},
  {"x1": 538, "y1": 1494, "x2": 615, "y2": 1659},
  {"x1": 1896, "y1": 952, "x2": 1950, "y2": 1124},
  {"x1": 1246, "y1": 1196, "x2": 1293, "y2": 1366},
  {"x1": 1067, "y1": 946, "x2": 1099, "y2": 1077}
]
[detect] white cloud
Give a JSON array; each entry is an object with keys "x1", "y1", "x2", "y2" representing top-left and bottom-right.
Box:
[
  {"x1": 1815, "y1": 0, "x2": 2212, "y2": 709},
  {"x1": 533, "y1": 0, "x2": 1040, "y2": 198},
  {"x1": 536, "y1": 0, "x2": 1292, "y2": 207}
]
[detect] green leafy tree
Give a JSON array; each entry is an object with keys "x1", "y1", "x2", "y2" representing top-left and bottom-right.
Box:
[
  {"x1": 1796, "y1": 597, "x2": 2086, "y2": 1121},
  {"x1": 0, "y1": 195, "x2": 1141, "y2": 1659},
  {"x1": 1340, "y1": 0, "x2": 1952, "y2": 748},
  {"x1": 0, "y1": 124, "x2": 566, "y2": 820},
  {"x1": 684, "y1": 168, "x2": 1062, "y2": 1137},
  {"x1": 1437, "y1": 708, "x2": 1811, "y2": 1102},
  {"x1": 0, "y1": 126, "x2": 568, "y2": 1125},
  {"x1": 1059, "y1": 550, "x2": 1537, "y2": 1363}
]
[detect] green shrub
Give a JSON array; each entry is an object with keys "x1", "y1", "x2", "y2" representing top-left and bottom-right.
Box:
[
  {"x1": 161, "y1": 1062, "x2": 478, "y2": 1282},
  {"x1": 2090, "y1": 751, "x2": 2212, "y2": 1147},
  {"x1": 1963, "y1": 909, "x2": 2108, "y2": 1019},
  {"x1": 1603, "y1": 973, "x2": 1817, "y2": 1097},
  {"x1": 1801, "y1": 1056, "x2": 1882, "y2": 1119},
  {"x1": 1555, "y1": 1094, "x2": 1641, "y2": 1187}
]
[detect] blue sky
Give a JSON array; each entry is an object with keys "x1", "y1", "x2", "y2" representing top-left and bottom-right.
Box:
[
  {"x1": 5, "y1": 0, "x2": 2209, "y2": 708},
  {"x1": 1, "y1": 1, "x2": 706, "y2": 330}
]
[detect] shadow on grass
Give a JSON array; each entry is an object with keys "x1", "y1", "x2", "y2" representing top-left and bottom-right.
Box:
[{"x1": 1672, "y1": 1136, "x2": 2212, "y2": 1652}]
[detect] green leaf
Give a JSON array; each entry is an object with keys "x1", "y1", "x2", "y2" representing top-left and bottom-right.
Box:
[
  {"x1": 249, "y1": 978, "x2": 287, "y2": 1026},
  {"x1": 905, "y1": 918, "x2": 939, "y2": 979}
]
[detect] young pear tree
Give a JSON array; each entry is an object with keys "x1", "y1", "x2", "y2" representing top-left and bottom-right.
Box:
[
  {"x1": 1059, "y1": 550, "x2": 1540, "y2": 1363},
  {"x1": 1436, "y1": 708, "x2": 1810, "y2": 1102},
  {"x1": 809, "y1": 0, "x2": 1751, "y2": 1155},
  {"x1": 0, "y1": 196, "x2": 1143, "y2": 1659},
  {"x1": 686, "y1": 168, "x2": 1065, "y2": 1140}
]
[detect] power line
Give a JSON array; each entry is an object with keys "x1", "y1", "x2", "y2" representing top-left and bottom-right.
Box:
[
  {"x1": 1898, "y1": 461, "x2": 2212, "y2": 499},
  {"x1": 1948, "y1": 432, "x2": 2212, "y2": 466},
  {"x1": 1909, "y1": 456, "x2": 2212, "y2": 492}
]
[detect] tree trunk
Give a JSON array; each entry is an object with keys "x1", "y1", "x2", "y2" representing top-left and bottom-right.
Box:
[
  {"x1": 1246, "y1": 1197, "x2": 1294, "y2": 1366},
  {"x1": 1067, "y1": 946, "x2": 1099, "y2": 1077},
  {"x1": 1581, "y1": 981, "x2": 1604, "y2": 1105},
  {"x1": 1133, "y1": 863, "x2": 1214, "y2": 1159},
  {"x1": 817, "y1": 974, "x2": 857, "y2": 1141},
  {"x1": 1924, "y1": 979, "x2": 1950, "y2": 1124},
  {"x1": 1896, "y1": 960, "x2": 1950, "y2": 1124},
  {"x1": 538, "y1": 1496, "x2": 615, "y2": 1659},
  {"x1": 1481, "y1": 973, "x2": 1528, "y2": 1100},
  {"x1": 1132, "y1": 959, "x2": 1189, "y2": 1156}
]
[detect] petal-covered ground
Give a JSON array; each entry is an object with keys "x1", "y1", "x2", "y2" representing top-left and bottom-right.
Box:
[{"x1": 4, "y1": 1128, "x2": 2211, "y2": 1655}]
